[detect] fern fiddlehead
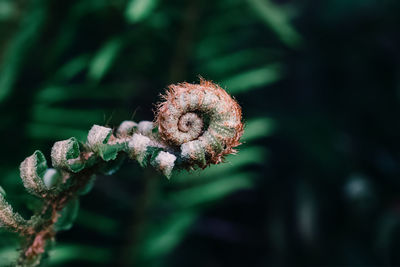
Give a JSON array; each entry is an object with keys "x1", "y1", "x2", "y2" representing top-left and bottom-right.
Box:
[
  {"x1": 157, "y1": 78, "x2": 243, "y2": 168},
  {"x1": 0, "y1": 79, "x2": 243, "y2": 266}
]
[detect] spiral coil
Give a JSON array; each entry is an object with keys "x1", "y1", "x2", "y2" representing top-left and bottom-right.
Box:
[{"x1": 156, "y1": 79, "x2": 243, "y2": 168}]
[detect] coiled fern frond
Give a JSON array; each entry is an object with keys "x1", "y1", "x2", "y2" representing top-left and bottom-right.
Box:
[{"x1": 0, "y1": 80, "x2": 243, "y2": 267}]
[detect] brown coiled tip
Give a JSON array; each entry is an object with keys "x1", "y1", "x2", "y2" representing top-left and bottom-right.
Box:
[{"x1": 156, "y1": 78, "x2": 243, "y2": 167}]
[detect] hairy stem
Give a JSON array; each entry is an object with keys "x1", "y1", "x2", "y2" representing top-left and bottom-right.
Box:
[{"x1": 17, "y1": 168, "x2": 96, "y2": 266}]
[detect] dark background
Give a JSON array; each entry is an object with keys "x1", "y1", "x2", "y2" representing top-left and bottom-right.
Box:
[{"x1": 1, "y1": 0, "x2": 400, "y2": 266}]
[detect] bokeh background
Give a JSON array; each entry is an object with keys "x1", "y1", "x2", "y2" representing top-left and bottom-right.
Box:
[{"x1": 0, "y1": 0, "x2": 400, "y2": 266}]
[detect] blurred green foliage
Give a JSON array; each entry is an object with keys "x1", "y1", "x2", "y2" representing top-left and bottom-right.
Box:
[{"x1": 0, "y1": 0, "x2": 400, "y2": 266}]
